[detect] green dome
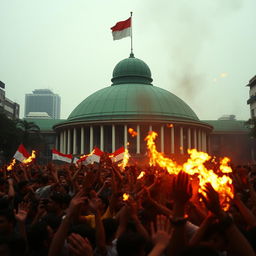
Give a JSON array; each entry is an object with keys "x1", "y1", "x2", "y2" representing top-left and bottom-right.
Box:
[
  {"x1": 68, "y1": 84, "x2": 199, "y2": 122},
  {"x1": 111, "y1": 54, "x2": 153, "y2": 85}
]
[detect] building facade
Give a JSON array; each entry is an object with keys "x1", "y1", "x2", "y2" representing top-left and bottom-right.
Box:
[
  {"x1": 25, "y1": 89, "x2": 61, "y2": 119},
  {"x1": 0, "y1": 85, "x2": 20, "y2": 120},
  {"x1": 54, "y1": 54, "x2": 212, "y2": 159},
  {"x1": 247, "y1": 75, "x2": 256, "y2": 118}
]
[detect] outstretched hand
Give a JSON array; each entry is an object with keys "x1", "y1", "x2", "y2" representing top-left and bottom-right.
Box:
[
  {"x1": 14, "y1": 201, "x2": 30, "y2": 223},
  {"x1": 67, "y1": 233, "x2": 93, "y2": 256},
  {"x1": 150, "y1": 215, "x2": 172, "y2": 249}
]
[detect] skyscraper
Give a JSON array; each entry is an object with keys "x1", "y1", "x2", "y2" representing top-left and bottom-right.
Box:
[{"x1": 25, "y1": 89, "x2": 61, "y2": 119}]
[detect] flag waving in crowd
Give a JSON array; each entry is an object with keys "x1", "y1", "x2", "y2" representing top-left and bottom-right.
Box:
[
  {"x1": 52, "y1": 149, "x2": 72, "y2": 163},
  {"x1": 13, "y1": 144, "x2": 30, "y2": 162}
]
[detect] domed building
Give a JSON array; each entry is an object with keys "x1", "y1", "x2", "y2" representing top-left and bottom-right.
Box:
[{"x1": 53, "y1": 54, "x2": 212, "y2": 157}]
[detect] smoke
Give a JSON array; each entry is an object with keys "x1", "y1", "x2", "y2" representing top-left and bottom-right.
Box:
[{"x1": 139, "y1": 0, "x2": 244, "y2": 100}]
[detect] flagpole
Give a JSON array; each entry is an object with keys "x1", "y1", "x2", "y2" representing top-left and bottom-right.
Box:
[{"x1": 130, "y1": 11, "x2": 133, "y2": 56}]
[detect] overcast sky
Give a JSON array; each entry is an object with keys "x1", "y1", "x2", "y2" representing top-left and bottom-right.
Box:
[{"x1": 0, "y1": 0, "x2": 255, "y2": 121}]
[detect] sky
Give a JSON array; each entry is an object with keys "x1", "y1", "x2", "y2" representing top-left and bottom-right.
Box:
[{"x1": 0, "y1": 0, "x2": 255, "y2": 121}]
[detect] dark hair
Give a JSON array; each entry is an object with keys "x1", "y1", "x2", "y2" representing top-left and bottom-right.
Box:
[
  {"x1": 116, "y1": 231, "x2": 147, "y2": 256},
  {"x1": 103, "y1": 218, "x2": 118, "y2": 242},
  {"x1": 50, "y1": 192, "x2": 71, "y2": 206},
  {"x1": 0, "y1": 209, "x2": 16, "y2": 224},
  {"x1": 0, "y1": 234, "x2": 26, "y2": 256},
  {"x1": 180, "y1": 245, "x2": 219, "y2": 256}
]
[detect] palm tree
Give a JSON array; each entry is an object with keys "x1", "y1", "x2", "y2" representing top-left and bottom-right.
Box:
[{"x1": 16, "y1": 119, "x2": 41, "y2": 148}]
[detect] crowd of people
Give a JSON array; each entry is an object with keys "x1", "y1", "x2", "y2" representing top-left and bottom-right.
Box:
[{"x1": 0, "y1": 154, "x2": 256, "y2": 256}]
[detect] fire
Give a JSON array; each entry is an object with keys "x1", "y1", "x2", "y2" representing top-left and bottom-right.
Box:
[
  {"x1": 22, "y1": 150, "x2": 36, "y2": 165},
  {"x1": 118, "y1": 148, "x2": 130, "y2": 170},
  {"x1": 79, "y1": 149, "x2": 95, "y2": 160},
  {"x1": 167, "y1": 124, "x2": 173, "y2": 128},
  {"x1": 128, "y1": 128, "x2": 138, "y2": 137},
  {"x1": 7, "y1": 159, "x2": 16, "y2": 171},
  {"x1": 123, "y1": 193, "x2": 129, "y2": 201},
  {"x1": 137, "y1": 171, "x2": 145, "y2": 179},
  {"x1": 145, "y1": 131, "x2": 234, "y2": 210}
]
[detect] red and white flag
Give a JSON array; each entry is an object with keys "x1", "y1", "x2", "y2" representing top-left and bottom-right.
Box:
[
  {"x1": 110, "y1": 147, "x2": 128, "y2": 162},
  {"x1": 52, "y1": 149, "x2": 72, "y2": 163},
  {"x1": 13, "y1": 144, "x2": 30, "y2": 162},
  {"x1": 111, "y1": 17, "x2": 131, "y2": 40},
  {"x1": 78, "y1": 147, "x2": 104, "y2": 165}
]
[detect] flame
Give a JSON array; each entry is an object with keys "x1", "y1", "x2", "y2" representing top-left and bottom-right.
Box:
[
  {"x1": 128, "y1": 128, "x2": 138, "y2": 137},
  {"x1": 167, "y1": 124, "x2": 173, "y2": 128},
  {"x1": 145, "y1": 131, "x2": 234, "y2": 211},
  {"x1": 123, "y1": 193, "x2": 129, "y2": 201},
  {"x1": 80, "y1": 149, "x2": 95, "y2": 159},
  {"x1": 137, "y1": 171, "x2": 145, "y2": 179},
  {"x1": 118, "y1": 148, "x2": 130, "y2": 170},
  {"x1": 22, "y1": 150, "x2": 36, "y2": 165},
  {"x1": 7, "y1": 159, "x2": 16, "y2": 171}
]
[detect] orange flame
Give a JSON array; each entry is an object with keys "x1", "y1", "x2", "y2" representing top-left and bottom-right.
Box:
[
  {"x1": 80, "y1": 149, "x2": 95, "y2": 160},
  {"x1": 167, "y1": 124, "x2": 174, "y2": 128},
  {"x1": 22, "y1": 150, "x2": 36, "y2": 165},
  {"x1": 123, "y1": 193, "x2": 129, "y2": 201},
  {"x1": 128, "y1": 128, "x2": 138, "y2": 137},
  {"x1": 145, "y1": 131, "x2": 234, "y2": 211},
  {"x1": 7, "y1": 159, "x2": 16, "y2": 171},
  {"x1": 118, "y1": 148, "x2": 130, "y2": 170},
  {"x1": 137, "y1": 171, "x2": 145, "y2": 179}
]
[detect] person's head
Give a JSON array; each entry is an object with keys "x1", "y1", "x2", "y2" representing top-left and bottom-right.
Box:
[
  {"x1": 0, "y1": 209, "x2": 15, "y2": 236},
  {"x1": 180, "y1": 245, "x2": 220, "y2": 256},
  {"x1": 117, "y1": 232, "x2": 147, "y2": 256},
  {"x1": 45, "y1": 192, "x2": 70, "y2": 214},
  {"x1": 0, "y1": 235, "x2": 26, "y2": 256},
  {"x1": 27, "y1": 222, "x2": 52, "y2": 252},
  {"x1": 102, "y1": 218, "x2": 118, "y2": 243}
]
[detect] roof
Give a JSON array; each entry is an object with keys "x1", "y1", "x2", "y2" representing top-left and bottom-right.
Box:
[
  {"x1": 67, "y1": 83, "x2": 199, "y2": 122},
  {"x1": 111, "y1": 54, "x2": 153, "y2": 85},
  {"x1": 203, "y1": 120, "x2": 249, "y2": 133},
  {"x1": 24, "y1": 118, "x2": 65, "y2": 131}
]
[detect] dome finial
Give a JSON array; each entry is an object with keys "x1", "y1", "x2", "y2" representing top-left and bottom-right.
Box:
[{"x1": 129, "y1": 52, "x2": 135, "y2": 58}]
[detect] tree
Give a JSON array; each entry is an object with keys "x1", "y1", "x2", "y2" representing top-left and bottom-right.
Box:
[
  {"x1": 0, "y1": 113, "x2": 21, "y2": 162},
  {"x1": 16, "y1": 119, "x2": 42, "y2": 149}
]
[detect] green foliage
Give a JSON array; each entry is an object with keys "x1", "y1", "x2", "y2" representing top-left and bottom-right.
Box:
[
  {"x1": 0, "y1": 113, "x2": 21, "y2": 161},
  {"x1": 16, "y1": 119, "x2": 42, "y2": 149}
]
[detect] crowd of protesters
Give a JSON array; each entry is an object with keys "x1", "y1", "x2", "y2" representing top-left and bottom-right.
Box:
[{"x1": 0, "y1": 153, "x2": 256, "y2": 256}]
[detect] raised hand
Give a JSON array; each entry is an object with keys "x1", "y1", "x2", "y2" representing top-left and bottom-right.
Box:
[
  {"x1": 171, "y1": 171, "x2": 192, "y2": 205},
  {"x1": 67, "y1": 189, "x2": 87, "y2": 216},
  {"x1": 14, "y1": 201, "x2": 30, "y2": 223},
  {"x1": 151, "y1": 215, "x2": 172, "y2": 247},
  {"x1": 202, "y1": 183, "x2": 222, "y2": 216},
  {"x1": 67, "y1": 233, "x2": 93, "y2": 256}
]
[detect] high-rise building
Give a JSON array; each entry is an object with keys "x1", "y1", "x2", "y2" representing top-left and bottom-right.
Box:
[
  {"x1": 247, "y1": 75, "x2": 256, "y2": 118},
  {"x1": 25, "y1": 89, "x2": 61, "y2": 119},
  {"x1": 0, "y1": 81, "x2": 20, "y2": 120}
]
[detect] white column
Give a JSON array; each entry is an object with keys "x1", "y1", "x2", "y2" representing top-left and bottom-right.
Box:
[
  {"x1": 149, "y1": 125, "x2": 152, "y2": 131},
  {"x1": 59, "y1": 132, "x2": 63, "y2": 152},
  {"x1": 61, "y1": 132, "x2": 64, "y2": 152},
  {"x1": 100, "y1": 125, "x2": 104, "y2": 151},
  {"x1": 73, "y1": 128, "x2": 77, "y2": 154},
  {"x1": 202, "y1": 131, "x2": 207, "y2": 152},
  {"x1": 188, "y1": 128, "x2": 191, "y2": 149},
  {"x1": 171, "y1": 126, "x2": 175, "y2": 154},
  {"x1": 198, "y1": 129, "x2": 201, "y2": 151},
  {"x1": 136, "y1": 125, "x2": 140, "y2": 154},
  {"x1": 90, "y1": 126, "x2": 93, "y2": 152},
  {"x1": 63, "y1": 130, "x2": 67, "y2": 154},
  {"x1": 161, "y1": 125, "x2": 164, "y2": 153},
  {"x1": 67, "y1": 129, "x2": 71, "y2": 154},
  {"x1": 55, "y1": 135, "x2": 58, "y2": 150},
  {"x1": 194, "y1": 129, "x2": 197, "y2": 149},
  {"x1": 124, "y1": 125, "x2": 128, "y2": 148},
  {"x1": 180, "y1": 127, "x2": 184, "y2": 154},
  {"x1": 112, "y1": 125, "x2": 115, "y2": 152},
  {"x1": 80, "y1": 127, "x2": 84, "y2": 154}
]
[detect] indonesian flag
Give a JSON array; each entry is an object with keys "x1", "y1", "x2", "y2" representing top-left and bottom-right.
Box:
[
  {"x1": 52, "y1": 149, "x2": 72, "y2": 163},
  {"x1": 110, "y1": 147, "x2": 128, "y2": 162},
  {"x1": 13, "y1": 144, "x2": 30, "y2": 162},
  {"x1": 111, "y1": 17, "x2": 131, "y2": 40},
  {"x1": 78, "y1": 147, "x2": 104, "y2": 165}
]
